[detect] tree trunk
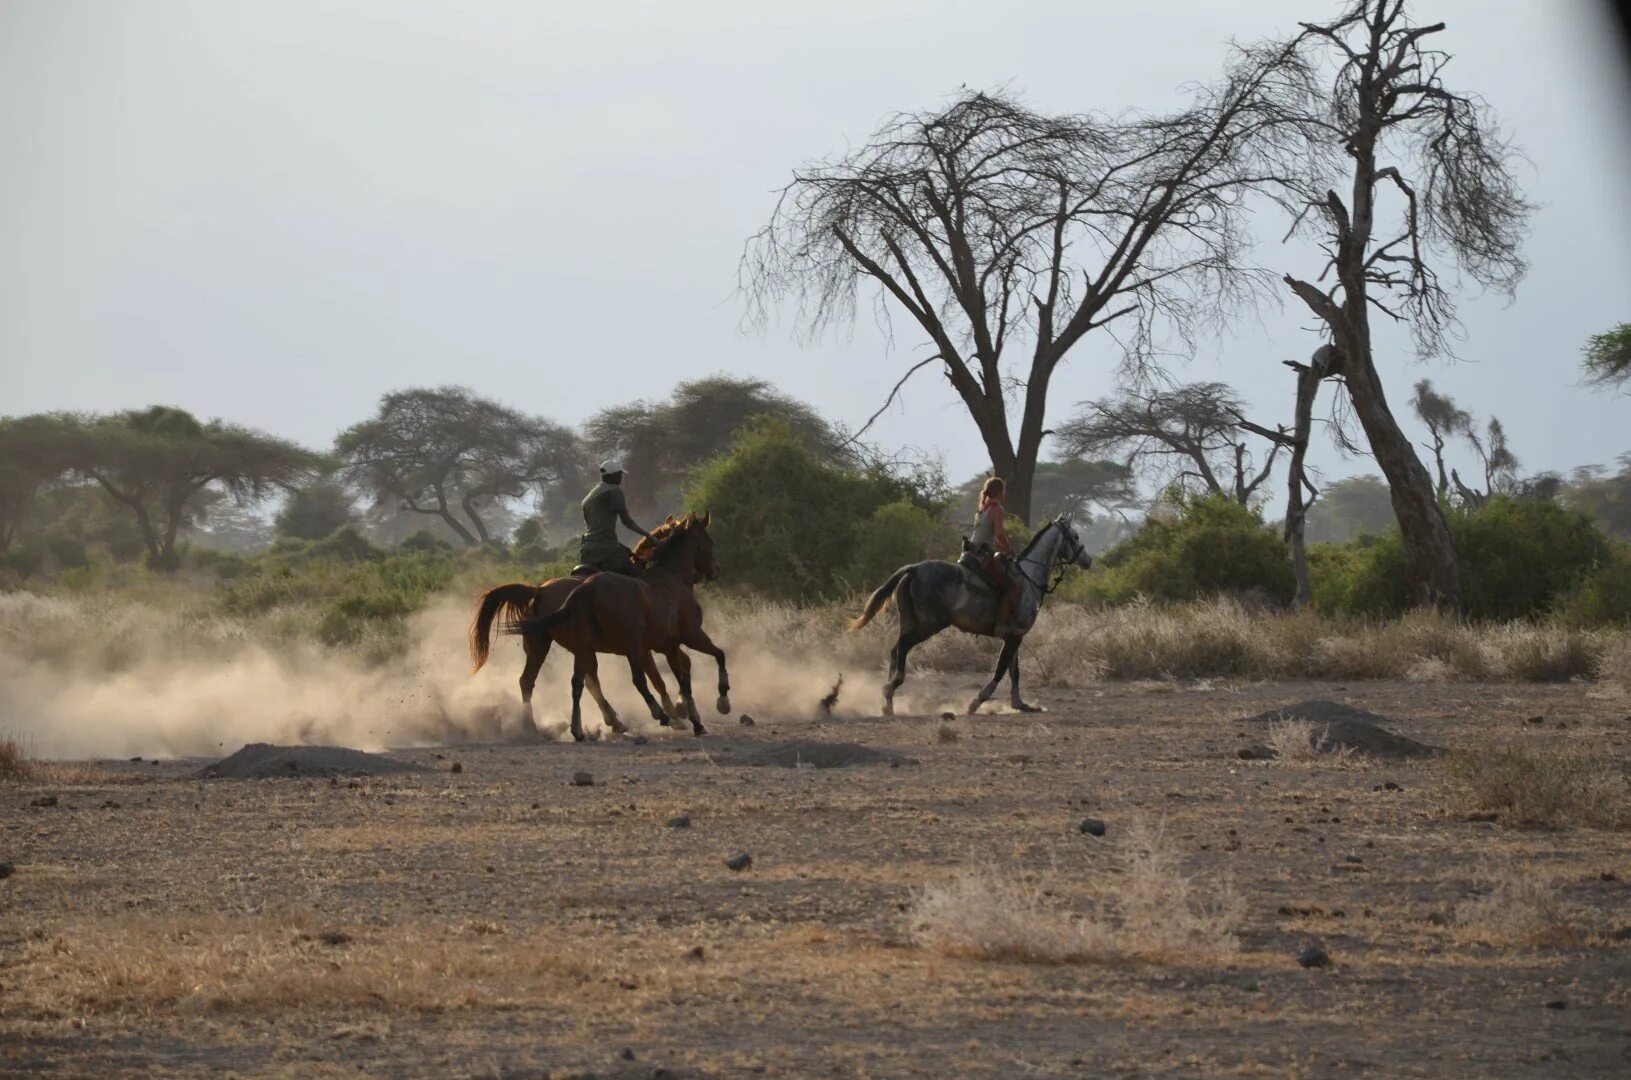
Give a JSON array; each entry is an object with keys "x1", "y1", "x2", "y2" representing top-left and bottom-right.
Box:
[
  {"x1": 1283, "y1": 348, "x2": 1332, "y2": 610},
  {"x1": 1343, "y1": 357, "x2": 1459, "y2": 607},
  {"x1": 461, "y1": 493, "x2": 493, "y2": 545}
]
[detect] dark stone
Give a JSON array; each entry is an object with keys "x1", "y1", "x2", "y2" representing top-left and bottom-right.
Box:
[
  {"x1": 1344, "y1": 855, "x2": 1363, "y2": 864},
  {"x1": 1237, "y1": 744, "x2": 1276, "y2": 761},
  {"x1": 632, "y1": 735, "x2": 650, "y2": 745},
  {"x1": 1526, "y1": 715, "x2": 1545, "y2": 725},
  {"x1": 686, "y1": 945, "x2": 706, "y2": 961},
  {"x1": 939, "y1": 712, "x2": 956, "y2": 722},
  {"x1": 1544, "y1": 999, "x2": 1567, "y2": 1010},
  {"x1": 667, "y1": 815, "x2": 691, "y2": 829},
  {"x1": 572, "y1": 771, "x2": 595, "y2": 787},
  {"x1": 1297, "y1": 944, "x2": 1331, "y2": 968},
  {"x1": 1079, "y1": 817, "x2": 1107, "y2": 837},
  {"x1": 30, "y1": 795, "x2": 58, "y2": 808},
  {"x1": 621, "y1": 1048, "x2": 636, "y2": 1061},
  {"x1": 450, "y1": 762, "x2": 463, "y2": 774},
  {"x1": 739, "y1": 715, "x2": 756, "y2": 727},
  {"x1": 725, "y1": 853, "x2": 753, "y2": 872},
  {"x1": 1238, "y1": 700, "x2": 1442, "y2": 759},
  {"x1": 0, "y1": 861, "x2": 13, "y2": 880}
]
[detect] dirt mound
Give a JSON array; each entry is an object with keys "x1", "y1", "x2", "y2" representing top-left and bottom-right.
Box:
[
  {"x1": 731, "y1": 739, "x2": 915, "y2": 769},
  {"x1": 196, "y1": 743, "x2": 422, "y2": 780},
  {"x1": 1240, "y1": 699, "x2": 1442, "y2": 759}
]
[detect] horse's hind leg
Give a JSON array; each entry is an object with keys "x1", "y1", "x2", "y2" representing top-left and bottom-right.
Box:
[
  {"x1": 665, "y1": 647, "x2": 704, "y2": 737},
  {"x1": 518, "y1": 634, "x2": 549, "y2": 737},
  {"x1": 568, "y1": 652, "x2": 591, "y2": 742},
  {"x1": 584, "y1": 669, "x2": 621, "y2": 734},
  {"x1": 645, "y1": 653, "x2": 676, "y2": 725},
  {"x1": 969, "y1": 636, "x2": 1020, "y2": 715},
  {"x1": 623, "y1": 651, "x2": 663, "y2": 730},
  {"x1": 883, "y1": 625, "x2": 939, "y2": 717}
]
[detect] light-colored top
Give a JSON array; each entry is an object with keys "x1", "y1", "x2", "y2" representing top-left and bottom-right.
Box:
[{"x1": 970, "y1": 502, "x2": 1013, "y2": 555}]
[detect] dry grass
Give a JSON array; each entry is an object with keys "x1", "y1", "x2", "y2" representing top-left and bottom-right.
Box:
[
  {"x1": 0, "y1": 738, "x2": 28, "y2": 780},
  {"x1": 1264, "y1": 718, "x2": 1355, "y2": 765},
  {"x1": 1443, "y1": 739, "x2": 1629, "y2": 829},
  {"x1": 6, "y1": 912, "x2": 605, "y2": 1018},
  {"x1": 906, "y1": 820, "x2": 1242, "y2": 965},
  {"x1": 1453, "y1": 871, "x2": 1582, "y2": 947}
]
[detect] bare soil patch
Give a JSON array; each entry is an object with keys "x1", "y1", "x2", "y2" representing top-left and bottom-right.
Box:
[
  {"x1": 729, "y1": 738, "x2": 914, "y2": 769},
  {"x1": 4, "y1": 678, "x2": 1629, "y2": 1077}
]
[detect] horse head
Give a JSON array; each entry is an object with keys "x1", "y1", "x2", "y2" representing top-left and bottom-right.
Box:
[
  {"x1": 687, "y1": 511, "x2": 720, "y2": 582},
  {"x1": 1053, "y1": 513, "x2": 1093, "y2": 572}
]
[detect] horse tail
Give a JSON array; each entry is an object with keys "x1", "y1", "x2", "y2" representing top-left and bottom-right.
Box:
[
  {"x1": 470, "y1": 583, "x2": 543, "y2": 672},
  {"x1": 510, "y1": 578, "x2": 597, "y2": 640},
  {"x1": 849, "y1": 565, "x2": 915, "y2": 631}
]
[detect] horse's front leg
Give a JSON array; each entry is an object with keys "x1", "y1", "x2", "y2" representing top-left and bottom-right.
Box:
[
  {"x1": 682, "y1": 628, "x2": 731, "y2": 714},
  {"x1": 1006, "y1": 635, "x2": 1039, "y2": 712},
  {"x1": 968, "y1": 636, "x2": 1020, "y2": 715}
]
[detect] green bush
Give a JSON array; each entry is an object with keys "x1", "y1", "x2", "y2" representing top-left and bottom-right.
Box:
[
  {"x1": 0, "y1": 539, "x2": 46, "y2": 578},
  {"x1": 1331, "y1": 497, "x2": 1612, "y2": 621},
  {"x1": 684, "y1": 418, "x2": 950, "y2": 601},
  {"x1": 1067, "y1": 494, "x2": 1295, "y2": 607},
  {"x1": 400, "y1": 529, "x2": 452, "y2": 554},
  {"x1": 43, "y1": 531, "x2": 90, "y2": 571},
  {"x1": 1556, "y1": 545, "x2": 1631, "y2": 627},
  {"x1": 841, "y1": 499, "x2": 959, "y2": 592}
]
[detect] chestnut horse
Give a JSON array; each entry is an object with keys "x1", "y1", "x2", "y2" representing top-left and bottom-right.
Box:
[
  {"x1": 471, "y1": 555, "x2": 680, "y2": 738},
  {"x1": 509, "y1": 513, "x2": 731, "y2": 742}
]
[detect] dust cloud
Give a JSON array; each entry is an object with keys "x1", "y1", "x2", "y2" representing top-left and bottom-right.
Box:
[{"x1": 0, "y1": 591, "x2": 966, "y2": 762}]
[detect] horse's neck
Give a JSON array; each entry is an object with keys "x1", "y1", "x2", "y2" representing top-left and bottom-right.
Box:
[
  {"x1": 649, "y1": 536, "x2": 697, "y2": 588},
  {"x1": 1017, "y1": 525, "x2": 1062, "y2": 582}
]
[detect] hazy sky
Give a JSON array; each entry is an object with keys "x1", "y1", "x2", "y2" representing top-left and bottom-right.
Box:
[{"x1": 4, "y1": 0, "x2": 1629, "y2": 507}]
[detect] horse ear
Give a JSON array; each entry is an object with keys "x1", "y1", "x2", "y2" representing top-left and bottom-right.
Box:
[{"x1": 700, "y1": 511, "x2": 711, "y2": 527}]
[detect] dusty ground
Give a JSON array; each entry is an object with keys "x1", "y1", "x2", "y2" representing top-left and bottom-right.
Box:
[{"x1": 3, "y1": 677, "x2": 1630, "y2": 1078}]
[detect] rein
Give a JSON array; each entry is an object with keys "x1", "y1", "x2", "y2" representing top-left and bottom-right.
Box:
[{"x1": 1012, "y1": 521, "x2": 1083, "y2": 599}]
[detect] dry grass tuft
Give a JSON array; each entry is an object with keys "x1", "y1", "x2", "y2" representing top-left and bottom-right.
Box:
[
  {"x1": 0, "y1": 738, "x2": 31, "y2": 780},
  {"x1": 1443, "y1": 739, "x2": 1629, "y2": 829},
  {"x1": 906, "y1": 820, "x2": 1242, "y2": 965},
  {"x1": 6, "y1": 913, "x2": 605, "y2": 1018},
  {"x1": 1454, "y1": 871, "x2": 1581, "y2": 947},
  {"x1": 1265, "y1": 718, "x2": 1355, "y2": 765}
]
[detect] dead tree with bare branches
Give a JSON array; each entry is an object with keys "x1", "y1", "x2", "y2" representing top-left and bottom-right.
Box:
[
  {"x1": 743, "y1": 50, "x2": 1318, "y2": 521},
  {"x1": 1056, "y1": 382, "x2": 1283, "y2": 506},
  {"x1": 1273, "y1": 0, "x2": 1533, "y2": 607}
]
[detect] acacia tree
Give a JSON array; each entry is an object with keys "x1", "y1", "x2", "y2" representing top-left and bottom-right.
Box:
[
  {"x1": 1275, "y1": 0, "x2": 1533, "y2": 606},
  {"x1": 581, "y1": 376, "x2": 846, "y2": 522},
  {"x1": 1409, "y1": 379, "x2": 1471, "y2": 497},
  {"x1": 744, "y1": 54, "x2": 1317, "y2": 522},
  {"x1": 1056, "y1": 382, "x2": 1283, "y2": 505},
  {"x1": 1581, "y1": 323, "x2": 1631, "y2": 391},
  {"x1": 336, "y1": 387, "x2": 577, "y2": 546},
  {"x1": 64, "y1": 406, "x2": 319, "y2": 570},
  {"x1": 0, "y1": 414, "x2": 76, "y2": 551}
]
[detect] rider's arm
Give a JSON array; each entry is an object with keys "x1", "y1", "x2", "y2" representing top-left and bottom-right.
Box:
[
  {"x1": 619, "y1": 509, "x2": 651, "y2": 540},
  {"x1": 991, "y1": 505, "x2": 1015, "y2": 556}
]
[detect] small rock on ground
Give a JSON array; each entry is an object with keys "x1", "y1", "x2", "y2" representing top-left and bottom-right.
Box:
[
  {"x1": 1297, "y1": 944, "x2": 1331, "y2": 968},
  {"x1": 572, "y1": 771, "x2": 594, "y2": 787},
  {"x1": 666, "y1": 815, "x2": 691, "y2": 828},
  {"x1": 0, "y1": 861, "x2": 14, "y2": 880},
  {"x1": 725, "y1": 853, "x2": 752, "y2": 871},
  {"x1": 1079, "y1": 817, "x2": 1107, "y2": 837}
]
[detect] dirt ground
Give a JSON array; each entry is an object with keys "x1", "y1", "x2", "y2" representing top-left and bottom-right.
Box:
[{"x1": 4, "y1": 677, "x2": 1630, "y2": 1078}]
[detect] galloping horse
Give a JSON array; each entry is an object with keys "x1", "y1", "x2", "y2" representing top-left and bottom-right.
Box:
[
  {"x1": 471, "y1": 540, "x2": 682, "y2": 737},
  {"x1": 507, "y1": 513, "x2": 731, "y2": 742},
  {"x1": 849, "y1": 515, "x2": 1093, "y2": 716}
]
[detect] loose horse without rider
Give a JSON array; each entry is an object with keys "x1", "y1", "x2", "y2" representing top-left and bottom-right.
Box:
[
  {"x1": 504, "y1": 513, "x2": 731, "y2": 742},
  {"x1": 850, "y1": 510, "x2": 1093, "y2": 716}
]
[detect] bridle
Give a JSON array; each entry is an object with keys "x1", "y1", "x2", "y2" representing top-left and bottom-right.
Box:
[{"x1": 1013, "y1": 520, "x2": 1086, "y2": 598}]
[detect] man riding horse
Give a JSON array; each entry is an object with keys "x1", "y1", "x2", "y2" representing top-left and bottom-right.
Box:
[{"x1": 575, "y1": 460, "x2": 652, "y2": 576}]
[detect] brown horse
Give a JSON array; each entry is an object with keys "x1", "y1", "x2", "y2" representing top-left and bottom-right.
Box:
[
  {"x1": 470, "y1": 565, "x2": 679, "y2": 739},
  {"x1": 510, "y1": 513, "x2": 731, "y2": 742}
]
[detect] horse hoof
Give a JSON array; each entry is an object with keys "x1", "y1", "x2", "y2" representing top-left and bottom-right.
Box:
[
  {"x1": 966, "y1": 698, "x2": 985, "y2": 716},
  {"x1": 692, "y1": 724, "x2": 708, "y2": 737},
  {"x1": 571, "y1": 732, "x2": 586, "y2": 743},
  {"x1": 1013, "y1": 702, "x2": 1041, "y2": 714},
  {"x1": 716, "y1": 695, "x2": 731, "y2": 715}
]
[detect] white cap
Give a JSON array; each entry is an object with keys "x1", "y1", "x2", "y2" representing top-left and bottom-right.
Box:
[{"x1": 599, "y1": 459, "x2": 624, "y2": 475}]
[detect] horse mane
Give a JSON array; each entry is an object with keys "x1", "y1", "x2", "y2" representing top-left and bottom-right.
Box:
[
  {"x1": 1017, "y1": 519, "x2": 1055, "y2": 560},
  {"x1": 633, "y1": 514, "x2": 697, "y2": 567}
]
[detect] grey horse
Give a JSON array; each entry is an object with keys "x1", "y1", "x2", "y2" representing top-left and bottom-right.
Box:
[{"x1": 849, "y1": 515, "x2": 1094, "y2": 716}]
